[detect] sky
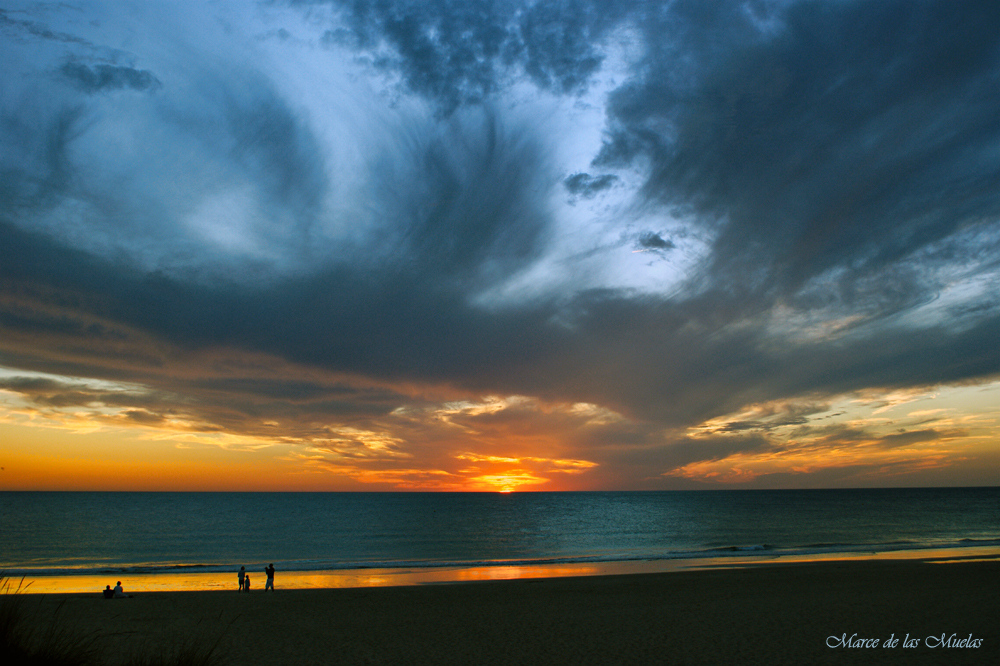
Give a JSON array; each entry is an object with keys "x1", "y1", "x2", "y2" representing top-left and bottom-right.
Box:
[{"x1": 1, "y1": 0, "x2": 999, "y2": 492}]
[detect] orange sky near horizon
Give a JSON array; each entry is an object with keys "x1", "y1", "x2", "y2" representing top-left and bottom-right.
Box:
[{"x1": 3, "y1": 373, "x2": 998, "y2": 492}]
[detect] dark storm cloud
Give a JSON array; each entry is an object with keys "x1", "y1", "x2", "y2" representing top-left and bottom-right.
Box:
[
  {"x1": 0, "y1": 105, "x2": 81, "y2": 213},
  {"x1": 323, "y1": 0, "x2": 513, "y2": 110},
  {"x1": 370, "y1": 110, "x2": 552, "y2": 286},
  {"x1": 60, "y1": 62, "x2": 161, "y2": 94},
  {"x1": 0, "y1": 212, "x2": 555, "y2": 385},
  {"x1": 598, "y1": 0, "x2": 1000, "y2": 296},
  {"x1": 313, "y1": 0, "x2": 624, "y2": 111},
  {"x1": 636, "y1": 232, "x2": 673, "y2": 251},
  {"x1": 217, "y1": 76, "x2": 330, "y2": 229},
  {"x1": 563, "y1": 172, "x2": 618, "y2": 198},
  {"x1": 2, "y1": 64, "x2": 329, "y2": 276},
  {"x1": 515, "y1": 0, "x2": 617, "y2": 93},
  {"x1": 144, "y1": 69, "x2": 331, "y2": 259},
  {"x1": 0, "y1": 7, "x2": 95, "y2": 47},
  {"x1": 8, "y1": 208, "x2": 998, "y2": 433}
]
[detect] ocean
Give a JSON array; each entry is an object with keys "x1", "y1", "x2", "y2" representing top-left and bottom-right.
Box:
[{"x1": 2, "y1": 488, "x2": 998, "y2": 592}]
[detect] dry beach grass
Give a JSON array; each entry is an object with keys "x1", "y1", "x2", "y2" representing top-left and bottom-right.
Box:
[{"x1": 7, "y1": 559, "x2": 999, "y2": 665}]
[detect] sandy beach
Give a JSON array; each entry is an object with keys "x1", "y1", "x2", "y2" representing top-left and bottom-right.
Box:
[{"x1": 12, "y1": 558, "x2": 998, "y2": 665}]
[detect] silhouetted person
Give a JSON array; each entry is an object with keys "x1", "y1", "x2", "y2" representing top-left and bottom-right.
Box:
[
  {"x1": 265, "y1": 563, "x2": 275, "y2": 591},
  {"x1": 113, "y1": 581, "x2": 129, "y2": 598},
  {"x1": 244, "y1": 575, "x2": 251, "y2": 592},
  {"x1": 238, "y1": 566, "x2": 246, "y2": 592},
  {"x1": 103, "y1": 585, "x2": 114, "y2": 599}
]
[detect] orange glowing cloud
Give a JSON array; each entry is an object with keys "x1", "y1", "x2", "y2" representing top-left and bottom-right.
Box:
[
  {"x1": 661, "y1": 384, "x2": 1000, "y2": 487},
  {"x1": 2, "y1": 359, "x2": 999, "y2": 491}
]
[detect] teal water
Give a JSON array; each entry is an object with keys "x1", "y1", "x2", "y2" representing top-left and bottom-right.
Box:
[{"x1": 2, "y1": 489, "x2": 998, "y2": 577}]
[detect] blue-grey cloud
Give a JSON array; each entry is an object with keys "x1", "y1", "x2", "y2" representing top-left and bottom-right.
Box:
[
  {"x1": 636, "y1": 232, "x2": 673, "y2": 251},
  {"x1": 1, "y1": 7, "x2": 95, "y2": 47},
  {"x1": 1, "y1": 0, "x2": 999, "y2": 467},
  {"x1": 564, "y1": 172, "x2": 617, "y2": 198},
  {"x1": 60, "y1": 62, "x2": 161, "y2": 93},
  {"x1": 313, "y1": 0, "x2": 625, "y2": 112},
  {"x1": 598, "y1": 0, "x2": 1000, "y2": 297}
]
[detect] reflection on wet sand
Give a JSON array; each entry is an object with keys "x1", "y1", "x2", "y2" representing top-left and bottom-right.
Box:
[{"x1": 18, "y1": 545, "x2": 1000, "y2": 594}]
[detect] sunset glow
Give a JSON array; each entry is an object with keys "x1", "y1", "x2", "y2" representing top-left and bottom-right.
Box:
[
  {"x1": 3, "y1": 370, "x2": 998, "y2": 490},
  {"x1": 2, "y1": 0, "x2": 999, "y2": 491}
]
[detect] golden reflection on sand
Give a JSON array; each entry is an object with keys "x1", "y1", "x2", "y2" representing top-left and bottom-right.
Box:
[
  {"x1": 16, "y1": 546, "x2": 1000, "y2": 594},
  {"x1": 13, "y1": 562, "x2": 671, "y2": 594}
]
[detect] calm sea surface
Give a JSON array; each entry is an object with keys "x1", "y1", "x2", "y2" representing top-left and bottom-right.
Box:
[{"x1": 2, "y1": 489, "x2": 999, "y2": 580}]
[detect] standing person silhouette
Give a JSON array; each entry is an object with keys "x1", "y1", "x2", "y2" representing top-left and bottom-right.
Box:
[
  {"x1": 265, "y1": 563, "x2": 275, "y2": 591},
  {"x1": 244, "y1": 575, "x2": 251, "y2": 592},
  {"x1": 238, "y1": 566, "x2": 246, "y2": 592}
]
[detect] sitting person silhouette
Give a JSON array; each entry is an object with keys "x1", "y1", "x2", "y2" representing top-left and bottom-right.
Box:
[
  {"x1": 113, "y1": 581, "x2": 131, "y2": 598},
  {"x1": 103, "y1": 585, "x2": 114, "y2": 599}
]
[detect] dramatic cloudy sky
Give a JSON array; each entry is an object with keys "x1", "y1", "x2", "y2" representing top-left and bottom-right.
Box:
[{"x1": 2, "y1": 0, "x2": 999, "y2": 491}]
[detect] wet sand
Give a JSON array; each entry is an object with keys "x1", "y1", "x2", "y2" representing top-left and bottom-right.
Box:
[{"x1": 16, "y1": 559, "x2": 999, "y2": 665}]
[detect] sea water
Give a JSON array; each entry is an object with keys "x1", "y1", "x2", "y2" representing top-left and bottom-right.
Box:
[{"x1": 2, "y1": 489, "x2": 998, "y2": 590}]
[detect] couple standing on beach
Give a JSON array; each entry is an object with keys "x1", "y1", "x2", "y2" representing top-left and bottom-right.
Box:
[{"x1": 238, "y1": 564, "x2": 275, "y2": 591}]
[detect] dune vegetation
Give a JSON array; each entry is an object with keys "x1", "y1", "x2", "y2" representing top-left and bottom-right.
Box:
[{"x1": 1, "y1": 576, "x2": 223, "y2": 666}]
